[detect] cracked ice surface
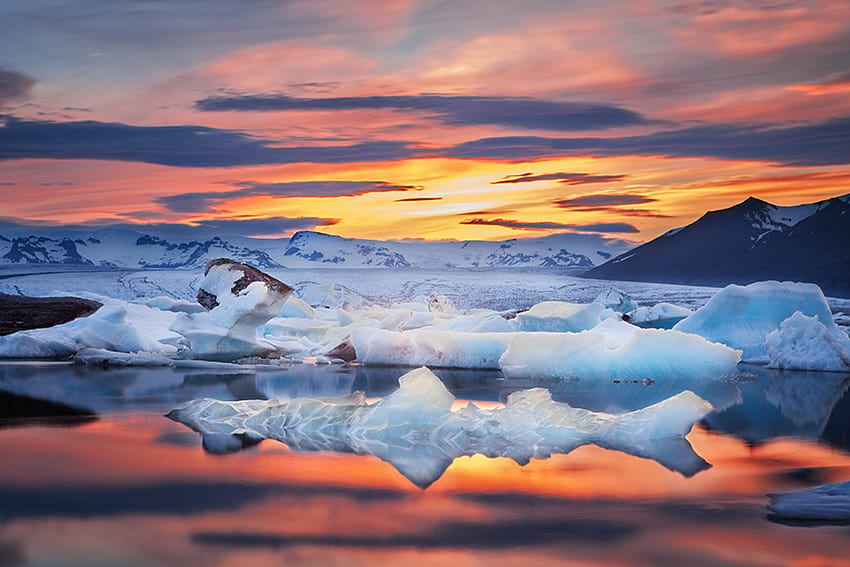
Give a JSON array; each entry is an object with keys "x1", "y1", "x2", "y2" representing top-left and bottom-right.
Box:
[{"x1": 168, "y1": 367, "x2": 713, "y2": 488}]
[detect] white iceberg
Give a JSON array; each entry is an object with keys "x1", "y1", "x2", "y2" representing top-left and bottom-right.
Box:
[
  {"x1": 594, "y1": 288, "x2": 638, "y2": 314},
  {"x1": 500, "y1": 319, "x2": 741, "y2": 382},
  {"x1": 769, "y1": 481, "x2": 850, "y2": 523},
  {"x1": 628, "y1": 302, "x2": 693, "y2": 328},
  {"x1": 145, "y1": 295, "x2": 206, "y2": 314},
  {"x1": 169, "y1": 367, "x2": 713, "y2": 487},
  {"x1": 0, "y1": 301, "x2": 178, "y2": 359},
  {"x1": 674, "y1": 281, "x2": 837, "y2": 362},
  {"x1": 351, "y1": 327, "x2": 513, "y2": 368},
  {"x1": 765, "y1": 311, "x2": 850, "y2": 372},
  {"x1": 515, "y1": 301, "x2": 617, "y2": 332}
]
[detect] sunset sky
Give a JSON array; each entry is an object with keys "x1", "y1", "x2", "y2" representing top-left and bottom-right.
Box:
[{"x1": 1, "y1": 0, "x2": 849, "y2": 242}]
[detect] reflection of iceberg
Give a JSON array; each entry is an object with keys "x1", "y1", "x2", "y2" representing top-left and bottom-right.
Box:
[
  {"x1": 169, "y1": 367, "x2": 713, "y2": 488},
  {"x1": 768, "y1": 481, "x2": 850, "y2": 524},
  {"x1": 0, "y1": 362, "x2": 355, "y2": 415},
  {"x1": 0, "y1": 390, "x2": 97, "y2": 429},
  {"x1": 703, "y1": 365, "x2": 850, "y2": 445}
]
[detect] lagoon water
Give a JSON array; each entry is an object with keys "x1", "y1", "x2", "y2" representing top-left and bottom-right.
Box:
[{"x1": 1, "y1": 361, "x2": 849, "y2": 566}]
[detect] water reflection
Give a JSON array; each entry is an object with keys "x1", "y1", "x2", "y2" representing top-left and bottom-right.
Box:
[
  {"x1": 703, "y1": 365, "x2": 850, "y2": 446},
  {"x1": 2, "y1": 362, "x2": 850, "y2": 566},
  {"x1": 168, "y1": 372, "x2": 713, "y2": 487}
]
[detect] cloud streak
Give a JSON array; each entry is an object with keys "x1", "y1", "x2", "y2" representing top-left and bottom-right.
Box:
[
  {"x1": 0, "y1": 215, "x2": 338, "y2": 239},
  {"x1": 460, "y1": 217, "x2": 639, "y2": 233},
  {"x1": 447, "y1": 117, "x2": 850, "y2": 166},
  {"x1": 3, "y1": 115, "x2": 848, "y2": 170},
  {"x1": 0, "y1": 116, "x2": 416, "y2": 167},
  {"x1": 156, "y1": 181, "x2": 419, "y2": 212},
  {"x1": 196, "y1": 93, "x2": 652, "y2": 131},
  {"x1": 492, "y1": 172, "x2": 627, "y2": 185},
  {"x1": 553, "y1": 194, "x2": 656, "y2": 208}
]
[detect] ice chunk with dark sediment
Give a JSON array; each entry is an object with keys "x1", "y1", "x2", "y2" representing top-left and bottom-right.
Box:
[
  {"x1": 168, "y1": 367, "x2": 713, "y2": 488},
  {"x1": 170, "y1": 259, "x2": 293, "y2": 361}
]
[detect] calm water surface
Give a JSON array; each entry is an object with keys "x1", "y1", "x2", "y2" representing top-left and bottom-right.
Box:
[{"x1": 1, "y1": 361, "x2": 849, "y2": 566}]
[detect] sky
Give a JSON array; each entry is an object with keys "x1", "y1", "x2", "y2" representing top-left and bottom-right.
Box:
[{"x1": 1, "y1": 0, "x2": 849, "y2": 242}]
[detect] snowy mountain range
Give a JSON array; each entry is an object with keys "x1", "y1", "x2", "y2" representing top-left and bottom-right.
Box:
[
  {"x1": 587, "y1": 193, "x2": 850, "y2": 297},
  {"x1": 0, "y1": 228, "x2": 633, "y2": 270}
]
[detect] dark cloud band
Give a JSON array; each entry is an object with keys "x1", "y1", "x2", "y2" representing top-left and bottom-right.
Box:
[
  {"x1": 196, "y1": 93, "x2": 651, "y2": 131},
  {"x1": 460, "y1": 217, "x2": 639, "y2": 233},
  {"x1": 156, "y1": 181, "x2": 419, "y2": 212}
]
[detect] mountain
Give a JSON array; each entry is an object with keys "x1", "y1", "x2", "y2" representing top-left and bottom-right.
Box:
[
  {"x1": 586, "y1": 193, "x2": 850, "y2": 297},
  {"x1": 0, "y1": 228, "x2": 633, "y2": 270},
  {"x1": 277, "y1": 231, "x2": 631, "y2": 269},
  {"x1": 0, "y1": 231, "x2": 282, "y2": 270}
]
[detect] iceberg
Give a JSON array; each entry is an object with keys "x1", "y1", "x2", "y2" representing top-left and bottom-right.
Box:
[
  {"x1": 351, "y1": 327, "x2": 513, "y2": 368},
  {"x1": 594, "y1": 287, "x2": 638, "y2": 314},
  {"x1": 768, "y1": 481, "x2": 850, "y2": 524},
  {"x1": 765, "y1": 312, "x2": 850, "y2": 372},
  {"x1": 500, "y1": 319, "x2": 741, "y2": 382},
  {"x1": 170, "y1": 259, "x2": 293, "y2": 361},
  {"x1": 628, "y1": 302, "x2": 693, "y2": 329},
  {"x1": 674, "y1": 281, "x2": 838, "y2": 362},
  {"x1": 515, "y1": 301, "x2": 617, "y2": 332},
  {"x1": 168, "y1": 367, "x2": 713, "y2": 488},
  {"x1": 0, "y1": 302, "x2": 177, "y2": 359},
  {"x1": 145, "y1": 296, "x2": 206, "y2": 314}
]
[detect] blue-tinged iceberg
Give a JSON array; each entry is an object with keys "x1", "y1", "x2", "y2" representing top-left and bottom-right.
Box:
[
  {"x1": 674, "y1": 281, "x2": 837, "y2": 362},
  {"x1": 500, "y1": 319, "x2": 741, "y2": 382}
]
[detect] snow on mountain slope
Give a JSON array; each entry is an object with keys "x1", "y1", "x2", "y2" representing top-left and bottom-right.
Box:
[{"x1": 0, "y1": 228, "x2": 633, "y2": 270}]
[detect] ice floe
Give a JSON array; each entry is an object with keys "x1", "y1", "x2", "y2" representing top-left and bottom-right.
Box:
[{"x1": 168, "y1": 366, "x2": 713, "y2": 487}]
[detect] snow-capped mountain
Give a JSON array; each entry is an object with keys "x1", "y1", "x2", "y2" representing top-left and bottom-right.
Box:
[
  {"x1": 277, "y1": 231, "x2": 631, "y2": 269},
  {"x1": 587, "y1": 193, "x2": 850, "y2": 297},
  {"x1": 0, "y1": 231, "x2": 282, "y2": 270},
  {"x1": 0, "y1": 228, "x2": 633, "y2": 270}
]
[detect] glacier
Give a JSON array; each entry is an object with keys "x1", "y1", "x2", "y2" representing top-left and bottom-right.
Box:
[{"x1": 168, "y1": 366, "x2": 713, "y2": 487}]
